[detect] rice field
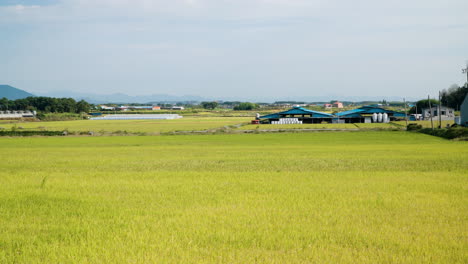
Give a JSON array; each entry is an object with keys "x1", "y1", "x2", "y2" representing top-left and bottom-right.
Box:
[
  {"x1": 0, "y1": 117, "x2": 250, "y2": 134},
  {"x1": 238, "y1": 123, "x2": 359, "y2": 130},
  {"x1": 354, "y1": 123, "x2": 400, "y2": 129},
  {"x1": 239, "y1": 120, "x2": 456, "y2": 131},
  {"x1": 238, "y1": 123, "x2": 402, "y2": 130},
  {"x1": 0, "y1": 131, "x2": 467, "y2": 263},
  {"x1": 394, "y1": 120, "x2": 455, "y2": 128}
]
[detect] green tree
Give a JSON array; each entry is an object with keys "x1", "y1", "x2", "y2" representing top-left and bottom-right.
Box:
[
  {"x1": 233, "y1": 102, "x2": 259, "y2": 111},
  {"x1": 440, "y1": 84, "x2": 468, "y2": 110},
  {"x1": 201, "y1": 101, "x2": 219, "y2": 110},
  {"x1": 76, "y1": 100, "x2": 91, "y2": 113},
  {"x1": 0, "y1": 97, "x2": 9, "y2": 110},
  {"x1": 409, "y1": 99, "x2": 439, "y2": 114},
  {"x1": 1, "y1": 96, "x2": 91, "y2": 114}
]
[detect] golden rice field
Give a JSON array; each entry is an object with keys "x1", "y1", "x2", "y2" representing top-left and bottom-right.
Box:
[
  {"x1": 239, "y1": 123, "x2": 401, "y2": 130},
  {"x1": 238, "y1": 120, "x2": 455, "y2": 131},
  {"x1": 238, "y1": 123, "x2": 359, "y2": 130},
  {"x1": 394, "y1": 120, "x2": 455, "y2": 128},
  {"x1": 0, "y1": 131, "x2": 467, "y2": 263},
  {"x1": 0, "y1": 117, "x2": 250, "y2": 134}
]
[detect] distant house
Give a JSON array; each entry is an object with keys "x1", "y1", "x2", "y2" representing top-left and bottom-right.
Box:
[
  {"x1": 332, "y1": 101, "x2": 344, "y2": 108},
  {"x1": 461, "y1": 94, "x2": 468, "y2": 126},
  {"x1": 421, "y1": 106, "x2": 455, "y2": 121},
  {"x1": 324, "y1": 102, "x2": 344, "y2": 109},
  {"x1": 99, "y1": 105, "x2": 115, "y2": 111},
  {"x1": 161, "y1": 106, "x2": 185, "y2": 110}
]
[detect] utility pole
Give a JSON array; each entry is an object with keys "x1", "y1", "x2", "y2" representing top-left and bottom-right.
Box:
[
  {"x1": 403, "y1": 98, "x2": 408, "y2": 126},
  {"x1": 428, "y1": 95, "x2": 434, "y2": 130},
  {"x1": 438, "y1": 91, "x2": 442, "y2": 128}
]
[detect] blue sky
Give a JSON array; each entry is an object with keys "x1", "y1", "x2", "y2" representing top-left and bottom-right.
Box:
[{"x1": 1, "y1": 0, "x2": 467, "y2": 100}]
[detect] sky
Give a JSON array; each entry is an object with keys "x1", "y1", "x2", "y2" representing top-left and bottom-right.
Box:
[{"x1": 1, "y1": 0, "x2": 468, "y2": 100}]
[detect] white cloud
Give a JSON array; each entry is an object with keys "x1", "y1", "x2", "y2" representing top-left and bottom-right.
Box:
[
  {"x1": 14, "y1": 5, "x2": 40, "y2": 11},
  {"x1": 1, "y1": 0, "x2": 467, "y2": 97},
  {"x1": 2, "y1": 0, "x2": 467, "y2": 28}
]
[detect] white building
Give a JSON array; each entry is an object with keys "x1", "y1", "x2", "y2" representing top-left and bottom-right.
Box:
[
  {"x1": 99, "y1": 105, "x2": 115, "y2": 111},
  {"x1": 421, "y1": 106, "x2": 455, "y2": 121},
  {"x1": 0, "y1": 110, "x2": 35, "y2": 119}
]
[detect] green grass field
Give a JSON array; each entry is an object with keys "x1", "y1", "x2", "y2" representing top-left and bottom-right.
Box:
[
  {"x1": 0, "y1": 117, "x2": 250, "y2": 134},
  {"x1": 0, "y1": 132, "x2": 466, "y2": 263}
]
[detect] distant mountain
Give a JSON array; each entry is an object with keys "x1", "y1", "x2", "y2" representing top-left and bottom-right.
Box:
[
  {"x1": 0, "y1": 85, "x2": 35, "y2": 100},
  {"x1": 37, "y1": 90, "x2": 421, "y2": 104}
]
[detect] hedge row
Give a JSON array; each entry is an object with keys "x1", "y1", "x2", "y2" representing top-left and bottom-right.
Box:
[
  {"x1": 0, "y1": 131, "x2": 65, "y2": 136},
  {"x1": 415, "y1": 127, "x2": 468, "y2": 140}
]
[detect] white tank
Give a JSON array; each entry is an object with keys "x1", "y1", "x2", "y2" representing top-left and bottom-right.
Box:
[
  {"x1": 383, "y1": 113, "x2": 388, "y2": 123},
  {"x1": 377, "y1": 113, "x2": 383, "y2": 123},
  {"x1": 372, "y1": 113, "x2": 378, "y2": 123}
]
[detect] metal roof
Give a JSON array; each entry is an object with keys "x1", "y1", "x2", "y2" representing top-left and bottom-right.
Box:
[
  {"x1": 260, "y1": 107, "x2": 333, "y2": 119},
  {"x1": 335, "y1": 106, "x2": 406, "y2": 117}
]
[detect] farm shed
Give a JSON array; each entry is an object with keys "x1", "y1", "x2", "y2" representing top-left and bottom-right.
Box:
[
  {"x1": 421, "y1": 106, "x2": 455, "y2": 121},
  {"x1": 259, "y1": 106, "x2": 333, "y2": 124},
  {"x1": 0, "y1": 110, "x2": 35, "y2": 119},
  {"x1": 461, "y1": 94, "x2": 468, "y2": 126},
  {"x1": 335, "y1": 106, "x2": 406, "y2": 123}
]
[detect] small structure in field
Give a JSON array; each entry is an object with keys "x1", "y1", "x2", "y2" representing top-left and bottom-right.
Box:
[
  {"x1": 259, "y1": 106, "x2": 333, "y2": 124},
  {"x1": 0, "y1": 110, "x2": 35, "y2": 119},
  {"x1": 324, "y1": 101, "x2": 344, "y2": 109},
  {"x1": 99, "y1": 105, "x2": 115, "y2": 111},
  {"x1": 161, "y1": 106, "x2": 184, "y2": 110},
  {"x1": 332, "y1": 101, "x2": 344, "y2": 108},
  {"x1": 421, "y1": 106, "x2": 455, "y2": 121}
]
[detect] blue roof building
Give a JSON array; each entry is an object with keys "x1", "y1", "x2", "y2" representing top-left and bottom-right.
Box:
[
  {"x1": 257, "y1": 106, "x2": 406, "y2": 124},
  {"x1": 259, "y1": 106, "x2": 333, "y2": 124},
  {"x1": 335, "y1": 106, "x2": 406, "y2": 123}
]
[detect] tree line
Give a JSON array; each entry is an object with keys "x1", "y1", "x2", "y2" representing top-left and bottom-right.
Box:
[
  {"x1": 409, "y1": 84, "x2": 468, "y2": 114},
  {"x1": 441, "y1": 84, "x2": 468, "y2": 110},
  {"x1": 200, "y1": 101, "x2": 259, "y2": 110},
  {"x1": 0, "y1": 97, "x2": 91, "y2": 113}
]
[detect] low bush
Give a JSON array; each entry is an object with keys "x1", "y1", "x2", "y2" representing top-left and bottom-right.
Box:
[
  {"x1": 407, "y1": 123, "x2": 423, "y2": 131},
  {"x1": 418, "y1": 127, "x2": 468, "y2": 140},
  {"x1": 0, "y1": 131, "x2": 65, "y2": 136},
  {"x1": 37, "y1": 113, "x2": 82, "y2": 121}
]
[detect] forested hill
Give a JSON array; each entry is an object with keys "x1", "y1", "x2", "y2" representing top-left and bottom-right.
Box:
[{"x1": 0, "y1": 85, "x2": 35, "y2": 100}]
